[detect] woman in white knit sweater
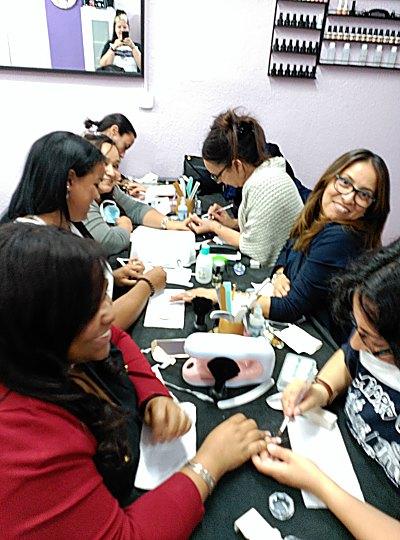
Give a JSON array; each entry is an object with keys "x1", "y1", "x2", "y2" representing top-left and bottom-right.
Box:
[{"x1": 188, "y1": 110, "x2": 303, "y2": 266}]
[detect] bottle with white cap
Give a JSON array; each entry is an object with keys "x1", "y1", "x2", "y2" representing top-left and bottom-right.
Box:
[{"x1": 195, "y1": 245, "x2": 212, "y2": 284}]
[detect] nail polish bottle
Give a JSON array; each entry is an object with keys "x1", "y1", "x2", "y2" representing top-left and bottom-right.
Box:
[
  {"x1": 294, "y1": 39, "x2": 300, "y2": 53},
  {"x1": 372, "y1": 29, "x2": 378, "y2": 43},
  {"x1": 305, "y1": 15, "x2": 310, "y2": 29},
  {"x1": 389, "y1": 30, "x2": 396, "y2": 45},
  {"x1": 367, "y1": 29, "x2": 373, "y2": 43},
  {"x1": 358, "y1": 43, "x2": 368, "y2": 66},
  {"x1": 311, "y1": 15, "x2": 317, "y2": 30},
  {"x1": 298, "y1": 65, "x2": 304, "y2": 77},
  {"x1": 378, "y1": 29, "x2": 384, "y2": 44},
  {"x1": 372, "y1": 44, "x2": 383, "y2": 66},
  {"x1": 314, "y1": 42, "x2": 319, "y2": 55},
  {"x1": 284, "y1": 63, "x2": 291, "y2": 77},
  {"x1": 307, "y1": 41, "x2": 314, "y2": 54},
  {"x1": 362, "y1": 28, "x2": 368, "y2": 41},
  {"x1": 284, "y1": 13, "x2": 290, "y2": 27},
  {"x1": 384, "y1": 29, "x2": 390, "y2": 44},
  {"x1": 287, "y1": 39, "x2": 293, "y2": 53},
  {"x1": 332, "y1": 25, "x2": 338, "y2": 40},
  {"x1": 277, "y1": 63, "x2": 284, "y2": 76},
  {"x1": 281, "y1": 38, "x2": 287, "y2": 52},
  {"x1": 292, "y1": 65, "x2": 298, "y2": 77},
  {"x1": 336, "y1": 0, "x2": 343, "y2": 15},
  {"x1": 396, "y1": 31, "x2": 400, "y2": 46},
  {"x1": 273, "y1": 38, "x2": 279, "y2": 52},
  {"x1": 304, "y1": 65, "x2": 310, "y2": 78},
  {"x1": 310, "y1": 65, "x2": 316, "y2": 78},
  {"x1": 291, "y1": 14, "x2": 297, "y2": 28},
  {"x1": 299, "y1": 14, "x2": 305, "y2": 28},
  {"x1": 356, "y1": 27, "x2": 363, "y2": 42},
  {"x1": 325, "y1": 25, "x2": 332, "y2": 39},
  {"x1": 271, "y1": 63, "x2": 277, "y2": 76},
  {"x1": 350, "y1": 0, "x2": 356, "y2": 16},
  {"x1": 345, "y1": 27, "x2": 350, "y2": 40},
  {"x1": 277, "y1": 13, "x2": 284, "y2": 27},
  {"x1": 338, "y1": 26, "x2": 344, "y2": 40},
  {"x1": 300, "y1": 40, "x2": 306, "y2": 54}
]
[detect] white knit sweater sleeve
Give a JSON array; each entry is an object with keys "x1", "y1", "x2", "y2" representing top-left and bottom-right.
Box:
[{"x1": 238, "y1": 158, "x2": 303, "y2": 265}]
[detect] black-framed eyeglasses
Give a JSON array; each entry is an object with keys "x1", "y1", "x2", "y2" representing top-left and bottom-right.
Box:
[
  {"x1": 210, "y1": 164, "x2": 229, "y2": 183},
  {"x1": 349, "y1": 312, "x2": 392, "y2": 358},
  {"x1": 334, "y1": 174, "x2": 376, "y2": 209}
]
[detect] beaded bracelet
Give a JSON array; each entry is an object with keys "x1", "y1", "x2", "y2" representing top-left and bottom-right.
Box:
[{"x1": 135, "y1": 276, "x2": 155, "y2": 296}]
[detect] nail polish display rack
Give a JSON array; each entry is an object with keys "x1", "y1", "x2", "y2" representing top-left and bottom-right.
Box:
[
  {"x1": 268, "y1": 1, "x2": 400, "y2": 78},
  {"x1": 268, "y1": 0, "x2": 329, "y2": 79},
  {"x1": 320, "y1": 2, "x2": 400, "y2": 71}
]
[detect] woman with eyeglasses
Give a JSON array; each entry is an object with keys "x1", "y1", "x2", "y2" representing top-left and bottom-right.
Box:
[
  {"x1": 253, "y1": 240, "x2": 400, "y2": 539},
  {"x1": 175, "y1": 149, "x2": 390, "y2": 342},
  {"x1": 188, "y1": 109, "x2": 304, "y2": 266}
]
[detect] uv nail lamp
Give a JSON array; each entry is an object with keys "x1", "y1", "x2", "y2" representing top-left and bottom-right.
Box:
[{"x1": 182, "y1": 333, "x2": 275, "y2": 387}]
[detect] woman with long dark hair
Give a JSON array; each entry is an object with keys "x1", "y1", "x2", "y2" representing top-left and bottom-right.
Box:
[
  {"x1": 253, "y1": 239, "x2": 400, "y2": 539},
  {"x1": 0, "y1": 223, "x2": 267, "y2": 538},
  {"x1": 2, "y1": 131, "x2": 166, "y2": 330}
]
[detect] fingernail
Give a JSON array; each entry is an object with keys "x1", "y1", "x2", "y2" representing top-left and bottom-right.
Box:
[
  {"x1": 274, "y1": 437, "x2": 282, "y2": 444},
  {"x1": 267, "y1": 443, "x2": 276, "y2": 451}
]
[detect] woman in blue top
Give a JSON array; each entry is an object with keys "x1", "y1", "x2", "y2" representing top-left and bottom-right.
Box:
[
  {"x1": 176, "y1": 149, "x2": 390, "y2": 341},
  {"x1": 254, "y1": 239, "x2": 400, "y2": 539},
  {"x1": 259, "y1": 148, "x2": 390, "y2": 340}
]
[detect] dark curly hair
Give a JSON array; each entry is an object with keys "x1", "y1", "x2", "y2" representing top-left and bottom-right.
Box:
[{"x1": 332, "y1": 237, "x2": 400, "y2": 367}]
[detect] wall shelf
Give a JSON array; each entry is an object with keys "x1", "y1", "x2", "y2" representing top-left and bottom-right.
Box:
[
  {"x1": 327, "y1": 11, "x2": 400, "y2": 22},
  {"x1": 319, "y1": 60, "x2": 399, "y2": 71}
]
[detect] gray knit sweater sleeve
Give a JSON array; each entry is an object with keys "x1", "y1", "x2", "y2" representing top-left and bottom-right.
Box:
[
  {"x1": 83, "y1": 200, "x2": 131, "y2": 256},
  {"x1": 238, "y1": 157, "x2": 303, "y2": 266},
  {"x1": 113, "y1": 186, "x2": 151, "y2": 224}
]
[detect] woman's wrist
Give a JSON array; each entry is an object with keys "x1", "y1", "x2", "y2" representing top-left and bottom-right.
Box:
[
  {"x1": 135, "y1": 276, "x2": 155, "y2": 296},
  {"x1": 313, "y1": 376, "x2": 337, "y2": 405}
]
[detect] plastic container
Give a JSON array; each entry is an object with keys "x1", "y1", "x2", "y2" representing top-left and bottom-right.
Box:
[
  {"x1": 177, "y1": 198, "x2": 188, "y2": 221},
  {"x1": 195, "y1": 245, "x2": 212, "y2": 284},
  {"x1": 248, "y1": 304, "x2": 265, "y2": 337}
]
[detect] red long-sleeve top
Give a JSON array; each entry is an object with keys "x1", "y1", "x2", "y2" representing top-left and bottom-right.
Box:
[{"x1": 0, "y1": 327, "x2": 204, "y2": 539}]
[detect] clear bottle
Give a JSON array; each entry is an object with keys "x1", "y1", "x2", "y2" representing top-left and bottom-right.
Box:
[
  {"x1": 177, "y1": 198, "x2": 188, "y2": 221},
  {"x1": 248, "y1": 304, "x2": 265, "y2": 337},
  {"x1": 195, "y1": 245, "x2": 212, "y2": 284}
]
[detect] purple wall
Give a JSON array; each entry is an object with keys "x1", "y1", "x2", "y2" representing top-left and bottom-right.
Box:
[{"x1": 45, "y1": 0, "x2": 85, "y2": 70}]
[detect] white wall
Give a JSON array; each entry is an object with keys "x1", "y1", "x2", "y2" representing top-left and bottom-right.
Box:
[{"x1": 0, "y1": 0, "x2": 399, "y2": 242}]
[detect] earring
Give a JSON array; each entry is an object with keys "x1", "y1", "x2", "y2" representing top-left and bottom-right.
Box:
[{"x1": 66, "y1": 185, "x2": 71, "y2": 199}]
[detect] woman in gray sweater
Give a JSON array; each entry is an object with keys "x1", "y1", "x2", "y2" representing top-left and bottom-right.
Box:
[{"x1": 83, "y1": 133, "x2": 189, "y2": 256}]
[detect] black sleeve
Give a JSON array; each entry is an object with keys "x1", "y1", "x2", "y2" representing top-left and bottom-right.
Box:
[
  {"x1": 341, "y1": 335, "x2": 359, "y2": 379},
  {"x1": 101, "y1": 41, "x2": 112, "y2": 58}
]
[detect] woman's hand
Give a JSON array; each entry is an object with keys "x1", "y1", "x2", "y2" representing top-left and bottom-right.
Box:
[
  {"x1": 113, "y1": 259, "x2": 144, "y2": 287},
  {"x1": 282, "y1": 379, "x2": 329, "y2": 417},
  {"x1": 207, "y1": 203, "x2": 236, "y2": 228},
  {"x1": 145, "y1": 267, "x2": 166, "y2": 293},
  {"x1": 252, "y1": 443, "x2": 323, "y2": 493},
  {"x1": 187, "y1": 214, "x2": 215, "y2": 235},
  {"x1": 167, "y1": 217, "x2": 191, "y2": 231},
  {"x1": 125, "y1": 37, "x2": 138, "y2": 50},
  {"x1": 194, "y1": 414, "x2": 268, "y2": 482},
  {"x1": 170, "y1": 287, "x2": 218, "y2": 304},
  {"x1": 112, "y1": 39, "x2": 124, "y2": 50},
  {"x1": 127, "y1": 181, "x2": 146, "y2": 200},
  {"x1": 116, "y1": 216, "x2": 133, "y2": 233},
  {"x1": 144, "y1": 397, "x2": 192, "y2": 442},
  {"x1": 272, "y1": 272, "x2": 291, "y2": 297}
]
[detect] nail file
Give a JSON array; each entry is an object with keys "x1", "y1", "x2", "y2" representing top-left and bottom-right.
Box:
[{"x1": 276, "y1": 415, "x2": 290, "y2": 438}]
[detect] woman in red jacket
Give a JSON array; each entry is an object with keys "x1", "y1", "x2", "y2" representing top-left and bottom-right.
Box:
[{"x1": 0, "y1": 223, "x2": 267, "y2": 539}]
